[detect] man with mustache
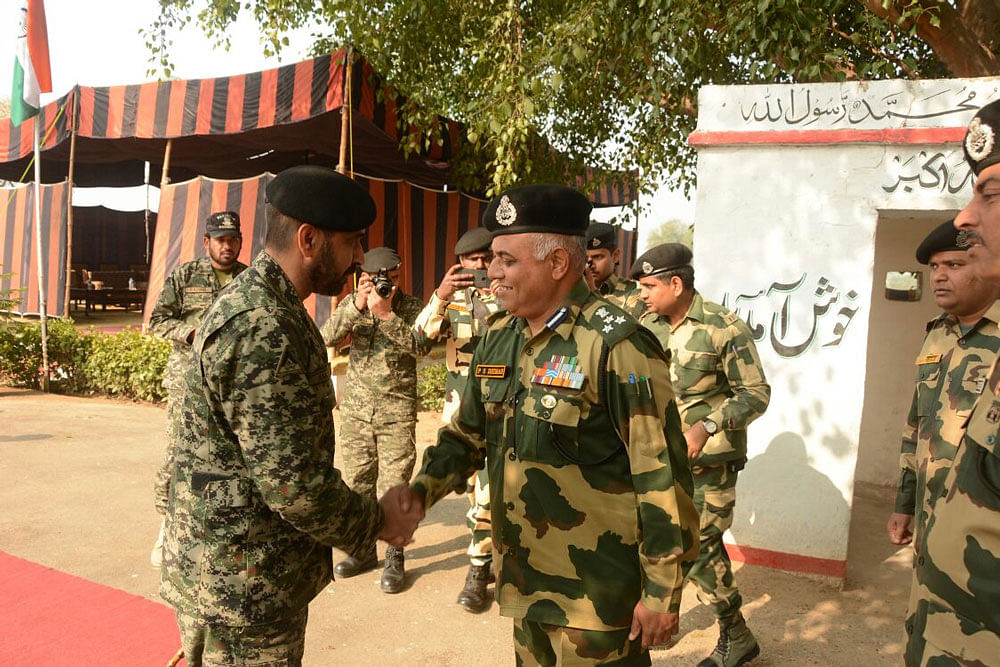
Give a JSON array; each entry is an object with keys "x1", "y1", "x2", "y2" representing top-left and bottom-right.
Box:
[
  {"x1": 906, "y1": 101, "x2": 1000, "y2": 665},
  {"x1": 160, "y1": 166, "x2": 421, "y2": 666},
  {"x1": 148, "y1": 210, "x2": 247, "y2": 567},
  {"x1": 586, "y1": 221, "x2": 644, "y2": 317}
]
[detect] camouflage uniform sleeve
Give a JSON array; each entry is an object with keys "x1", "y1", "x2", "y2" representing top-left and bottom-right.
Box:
[
  {"x1": 320, "y1": 294, "x2": 363, "y2": 347},
  {"x1": 149, "y1": 267, "x2": 196, "y2": 344},
  {"x1": 706, "y1": 317, "x2": 771, "y2": 430},
  {"x1": 410, "y1": 345, "x2": 488, "y2": 506},
  {"x1": 895, "y1": 383, "x2": 919, "y2": 515},
  {"x1": 607, "y1": 333, "x2": 699, "y2": 614},
  {"x1": 412, "y1": 293, "x2": 452, "y2": 355},
  {"x1": 379, "y1": 294, "x2": 423, "y2": 350},
  {"x1": 205, "y1": 316, "x2": 385, "y2": 554}
]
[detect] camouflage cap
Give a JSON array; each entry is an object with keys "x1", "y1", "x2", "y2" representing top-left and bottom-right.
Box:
[
  {"x1": 629, "y1": 243, "x2": 693, "y2": 279},
  {"x1": 964, "y1": 99, "x2": 1000, "y2": 176},
  {"x1": 361, "y1": 246, "x2": 401, "y2": 273},
  {"x1": 482, "y1": 184, "x2": 591, "y2": 237},
  {"x1": 266, "y1": 165, "x2": 376, "y2": 232},
  {"x1": 916, "y1": 219, "x2": 963, "y2": 264},
  {"x1": 586, "y1": 221, "x2": 619, "y2": 250},
  {"x1": 205, "y1": 211, "x2": 241, "y2": 237},
  {"x1": 454, "y1": 227, "x2": 492, "y2": 256}
]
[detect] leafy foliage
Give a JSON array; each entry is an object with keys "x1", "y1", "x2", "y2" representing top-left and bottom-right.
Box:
[{"x1": 416, "y1": 362, "x2": 448, "y2": 412}]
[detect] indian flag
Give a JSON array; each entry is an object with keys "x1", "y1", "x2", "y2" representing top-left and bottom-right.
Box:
[{"x1": 11, "y1": 0, "x2": 52, "y2": 127}]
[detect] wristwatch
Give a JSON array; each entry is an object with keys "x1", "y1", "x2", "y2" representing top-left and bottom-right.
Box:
[{"x1": 703, "y1": 419, "x2": 719, "y2": 435}]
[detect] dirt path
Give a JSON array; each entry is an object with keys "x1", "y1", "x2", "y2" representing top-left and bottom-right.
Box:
[{"x1": 0, "y1": 388, "x2": 910, "y2": 665}]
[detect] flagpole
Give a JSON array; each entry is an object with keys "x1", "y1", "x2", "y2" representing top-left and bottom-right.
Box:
[{"x1": 32, "y1": 115, "x2": 50, "y2": 391}]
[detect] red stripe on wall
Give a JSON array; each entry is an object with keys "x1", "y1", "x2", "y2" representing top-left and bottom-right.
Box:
[
  {"x1": 195, "y1": 78, "x2": 215, "y2": 134},
  {"x1": 165, "y1": 80, "x2": 186, "y2": 137},
  {"x1": 143, "y1": 182, "x2": 178, "y2": 323},
  {"x1": 687, "y1": 127, "x2": 967, "y2": 147},
  {"x1": 725, "y1": 543, "x2": 846, "y2": 579},
  {"x1": 291, "y1": 59, "x2": 313, "y2": 122},
  {"x1": 225, "y1": 75, "x2": 247, "y2": 133},
  {"x1": 135, "y1": 82, "x2": 158, "y2": 138}
]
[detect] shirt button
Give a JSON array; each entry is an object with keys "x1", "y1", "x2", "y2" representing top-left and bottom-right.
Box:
[
  {"x1": 959, "y1": 339, "x2": 968, "y2": 348},
  {"x1": 525, "y1": 347, "x2": 533, "y2": 355},
  {"x1": 508, "y1": 451, "x2": 516, "y2": 461},
  {"x1": 989, "y1": 435, "x2": 996, "y2": 446},
  {"x1": 505, "y1": 502, "x2": 514, "y2": 510}
]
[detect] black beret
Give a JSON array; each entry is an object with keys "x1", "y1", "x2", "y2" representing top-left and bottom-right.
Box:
[
  {"x1": 915, "y1": 220, "x2": 963, "y2": 264},
  {"x1": 454, "y1": 227, "x2": 493, "y2": 256},
  {"x1": 266, "y1": 165, "x2": 376, "y2": 232},
  {"x1": 361, "y1": 247, "x2": 401, "y2": 273},
  {"x1": 586, "y1": 222, "x2": 619, "y2": 250},
  {"x1": 205, "y1": 211, "x2": 241, "y2": 237},
  {"x1": 482, "y1": 184, "x2": 591, "y2": 237},
  {"x1": 964, "y1": 99, "x2": 1000, "y2": 176},
  {"x1": 629, "y1": 243, "x2": 693, "y2": 279}
]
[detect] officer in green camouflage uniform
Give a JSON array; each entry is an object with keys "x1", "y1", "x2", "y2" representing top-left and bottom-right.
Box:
[
  {"x1": 413, "y1": 226, "x2": 503, "y2": 612},
  {"x1": 321, "y1": 246, "x2": 425, "y2": 593},
  {"x1": 631, "y1": 243, "x2": 770, "y2": 667},
  {"x1": 409, "y1": 185, "x2": 700, "y2": 665},
  {"x1": 905, "y1": 100, "x2": 1000, "y2": 665},
  {"x1": 887, "y1": 220, "x2": 1000, "y2": 652},
  {"x1": 148, "y1": 211, "x2": 247, "y2": 567},
  {"x1": 586, "y1": 222, "x2": 644, "y2": 317},
  {"x1": 161, "y1": 166, "x2": 421, "y2": 666}
]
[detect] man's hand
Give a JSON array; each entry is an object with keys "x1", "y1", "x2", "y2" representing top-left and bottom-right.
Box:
[
  {"x1": 435, "y1": 263, "x2": 475, "y2": 301},
  {"x1": 683, "y1": 421, "x2": 710, "y2": 459},
  {"x1": 887, "y1": 512, "x2": 914, "y2": 545},
  {"x1": 378, "y1": 484, "x2": 425, "y2": 547},
  {"x1": 629, "y1": 601, "x2": 679, "y2": 649},
  {"x1": 368, "y1": 285, "x2": 395, "y2": 320},
  {"x1": 354, "y1": 274, "x2": 374, "y2": 311}
]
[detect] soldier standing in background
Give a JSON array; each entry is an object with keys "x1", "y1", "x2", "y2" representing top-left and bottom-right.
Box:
[
  {"x1": 160, "y1": 166, "x2": 421, "y2": 666},
  {"x1": 906, "y1": 100, "x2": 1000, "y2": 665},
  {"x1": 408, "y1": 185, "x2": 699, "y2": 665},
  {"x1": 413, "y1": 226, "x2": 503, "y2": 613},
  {"x1": 585, "y1": 221, "x2": 643, "y2": 316},
  {"x1": 147, "y1": 211, "x2": 247, "y2": 567},
  {"x1": 321, "y1": 247, "x2": 424, "y2": 593},
  {"x1": 631, "y1": 243, "x2": 770, "y2": 667}
]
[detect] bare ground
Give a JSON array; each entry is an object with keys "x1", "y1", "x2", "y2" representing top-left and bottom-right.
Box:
[{"x1": 0, "y1": 387, "x2": 910, "y2": 665}]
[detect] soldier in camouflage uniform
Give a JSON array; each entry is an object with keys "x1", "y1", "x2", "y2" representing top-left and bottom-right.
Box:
[
  {"x1": 408, "y1": 185, "x2": 700, "y2": 665},
  {"x1": 904, "y1": 100, "x2": 1000, "y2": 665},
  {"x1": 413, "y1": 226, "x2": 504, "y2": 612},
  {"x1": 886, "y1": 220, "x2": 1000, "y2": 650},
  {"x1": 586, "y1": 221, "x2": 644, "y2": 317},
  {"x1": 321, "y1": 246, "x2": 425, "y2": 593},
  {"x1": 147, "y1": 211, "x2": 247, "y2": 568},
  {"x1": 160, "y1": 166, "x2": 421, "y2": 666},
  {"x1": 631, "y1": 243, "x2": 770, "y2": 667}
]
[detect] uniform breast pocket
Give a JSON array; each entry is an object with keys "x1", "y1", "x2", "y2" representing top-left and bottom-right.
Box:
[
  {"x1": 480, "y1": 377, "x2": 511, "y2": 445},
  {"x1": 519, "y1": 385, "x2": 582, "y2": 465},
  {"x1": 915, "y1": 365, "x2": 942, "y2": 417},
  {"x1": 674, "y1": 352, "x2": 719, "y2": 396},
  {"x1": 306, "y1": 360, "x2": 335, "y2": 411}
]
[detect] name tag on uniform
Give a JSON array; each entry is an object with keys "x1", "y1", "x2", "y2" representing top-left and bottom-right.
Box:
[
  {"x1": 916, "y1": 353, "x2": 942, "y2": 365},
  {"x1": 447, "y1": 303, "x2": 469, "y2": 313},
  {"x1": 977, "y1": 377, "x2": 988, "y2": 394},
  {"x1": 184, "y1": 287, "x2": 212, "y2": 294},
  {"x1": 475, "y1": 364, "x2": 508, "y2": 379}
]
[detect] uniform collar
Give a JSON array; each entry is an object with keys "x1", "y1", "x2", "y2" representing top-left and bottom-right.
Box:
[
  {"x1": 253, "y1": 250, "x2": 302, "y2": 309},
  {"x1": 675, "y1": 291, "x2": 705, "y2": 327},
  {"x1": 598, "y1": 273, "x2": 624, "y2": 295},
  {"x1": 933, "y1": 298, "x2": 1000, "y2": 332}
]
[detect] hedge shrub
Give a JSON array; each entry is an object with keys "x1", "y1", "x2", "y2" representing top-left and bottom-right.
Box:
[{"x1": 416, "y1": 362, "x2": 447, "y2": 412}]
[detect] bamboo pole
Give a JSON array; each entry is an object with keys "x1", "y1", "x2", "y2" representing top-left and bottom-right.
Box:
[
  {"x1": 32, "y1": 118, "x2": 49, "y2": 391},
  {"x1": 63, "y1": 94, "x2": 77, "y2": 317},
  {"x1": 160, "y1": 139, "x2": 173, "y2": 188},
  {"x1": 336, "y1": 47, "x2": 354, "y2": 175}
]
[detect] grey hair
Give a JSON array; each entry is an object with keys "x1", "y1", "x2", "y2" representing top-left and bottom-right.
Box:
[{"x1": 528, "y1": 233, "x2": 587, "y2": 274}]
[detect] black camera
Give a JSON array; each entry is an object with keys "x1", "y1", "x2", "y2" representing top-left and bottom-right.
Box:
[
  {"x1": 458, "y1": 268, "x2": 491, "y2": 289},
  {"x1": 373, "y1": 268, "x2": 394, "y2": 298}
]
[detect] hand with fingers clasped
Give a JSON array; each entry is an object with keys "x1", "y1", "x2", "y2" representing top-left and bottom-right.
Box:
[
  {"x1": 629, "y1": 601, "x2": 679, "y2": 650},
  {"x1": 378, "y1": 483, "x2": 426, "y2": 547}
]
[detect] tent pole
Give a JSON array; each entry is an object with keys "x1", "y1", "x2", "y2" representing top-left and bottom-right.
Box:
[
  {"x1": 32, "y1": 118, "x2": 49, "y2": 392},
  {"x1": 337, "y1": 47, "x2": 353, "y2": 175},
  {"x1": 161, "y1": 139, "x2": 173, "y2": 188},
  {"x1": 64, "y1": 96, "x2": 77, "y2": 318}
]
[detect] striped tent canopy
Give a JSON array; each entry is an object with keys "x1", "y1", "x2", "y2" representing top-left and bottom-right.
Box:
[
  {"x1": 142, "y1": 174, "x2": 637, "y2": 328},
  {"x1": 0, "y1": 48, "x2": 636, "y2": 206},
  {"x1": 0, "y1": 182, "x2": 69, "y2": 316}
]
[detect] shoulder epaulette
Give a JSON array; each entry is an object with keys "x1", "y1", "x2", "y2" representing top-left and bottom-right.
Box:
[{"x1": 587, "y1": 298, "x2": 638, "y2": 347}]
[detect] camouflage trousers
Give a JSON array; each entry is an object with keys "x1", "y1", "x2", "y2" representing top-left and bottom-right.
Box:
[
  {"x1": 466, "y1": 466, "x2": 492, "y2": 566},
  {"x1": 513, "y1": 618, "x2": 650, "y2": 666},
  {"x1": 687, "y1": 463, "x2": 742, "y2": 623},
  {"x1": 174, "y1": 607, "x2": 308, "y2": 666},
  {"x1": 339, "y1": 414, "x2": 416, "y2": 500},
  {"x1": 153, "y1": 392, "x2": 182, "y2": 515},
  {"x1": 903, "y1": 597, "x2": 1000, "y2": 666}
]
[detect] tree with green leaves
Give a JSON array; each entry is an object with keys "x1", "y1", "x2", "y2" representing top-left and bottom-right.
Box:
[{"x1": 144, "y1": 1, "x2": 997, "y2": 197}]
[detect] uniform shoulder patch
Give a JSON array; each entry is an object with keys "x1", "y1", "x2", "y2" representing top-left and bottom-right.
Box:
[
  {"x1": 916, "y1": 352, "x2": 942, "y2": 365},
  {"x1": 587, "y1": 300, "x2": 638, "y2": 346},
  {"x1": 721, "y1": 310, "x2": 740, "y2": 326}
]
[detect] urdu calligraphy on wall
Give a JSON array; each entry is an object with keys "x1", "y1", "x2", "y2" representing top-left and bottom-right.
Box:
[
  {"x1": 722, "y1": 275, "x2": 861, "y2": 359},
  {"x1": 882, "y1": 149, "x2": 972, "y2": 195}
]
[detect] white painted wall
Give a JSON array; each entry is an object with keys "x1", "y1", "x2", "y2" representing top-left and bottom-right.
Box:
[{"x1": 692, "y1": 77, "x2": 1000, "y2": 567}]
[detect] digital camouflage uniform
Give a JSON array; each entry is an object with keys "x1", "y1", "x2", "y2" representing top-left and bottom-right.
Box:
[
  {"x1": 413, "y1": 287, "x2": 503, "y2": 566},
  {"x1": 412, "y1": 280, "x2": 699, "y2": 665},
  {"x1": 906, "y1": 351, "x2": 1000, "y2": 665},
  {"x1": 597, "y1": 273, "x2": 645, "y2": 319},
  {"x1": 160, "y1": 251, "x2": 384, "y2": 664},
  {"x1": 321, "y1": 289, "x2": 424, "y2": 501},
  {"x1": 640, "y1": 292, "x2": 770, "y2": 626},
  {"x1": 148, "y1": 256, "x2": 246, "y2": 515},
  {"x1": 895, "y1": 304, "x2": 1000, "y2": 641}
]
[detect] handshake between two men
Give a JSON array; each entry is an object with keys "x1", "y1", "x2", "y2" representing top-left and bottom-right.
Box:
[{"x1": 377, "y1": 484, "x2": 426, "y2": 547}]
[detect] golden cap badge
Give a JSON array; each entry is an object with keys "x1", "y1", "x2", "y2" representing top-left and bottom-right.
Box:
[{"x1": 641, "y1": 261, "x2": 654, "y2": 274}]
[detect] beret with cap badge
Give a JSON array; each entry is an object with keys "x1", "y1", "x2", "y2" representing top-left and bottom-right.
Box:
[
  {"x1": 482, "y1": 184, "x2": 591, "y2": 237},
  {"x1": 964, "y1": 99, "x2": 1000, "y2": 176},
  {"x1": 915, "y1": 219, "x2": 964, "y2": 265},
  {"x1": 265, "y1": 165, "x2": 376, "y2": 232},
  {"x1": 629, "y1": 243, "x2": 693, "y2": 280},
  {"x1": 586, "y1": 222, "x2": 620, "y2": 250},
  {"x1": 454, "y1": 227, "x2": 493, "y2": 256},
  {"x1": 361, "y1": 247, "x2": 402, "y2": 273}
]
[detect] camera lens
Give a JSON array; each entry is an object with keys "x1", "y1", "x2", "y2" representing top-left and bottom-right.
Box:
[{"x1": 375, "y1": 277, "x2": 393, "y2": 298}]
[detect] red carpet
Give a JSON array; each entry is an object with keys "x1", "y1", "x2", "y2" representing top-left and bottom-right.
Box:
[{"x1": 0, "y1": 551, "x2": 182, "y2": 666}]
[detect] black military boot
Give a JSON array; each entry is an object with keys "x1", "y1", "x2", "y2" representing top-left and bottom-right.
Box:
[
  {"x1": 334, "y1": 546, "x2": 378, "y2": 578},
  {"x1": 698, "y1": 614, "x2": 760, "y2": 667},
  {"x1": 456, "y1": 563, "x2": 495, "y2": 613},
  {"x1": 380, "y1": 546, "x2": 405, "y2": 593}
]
